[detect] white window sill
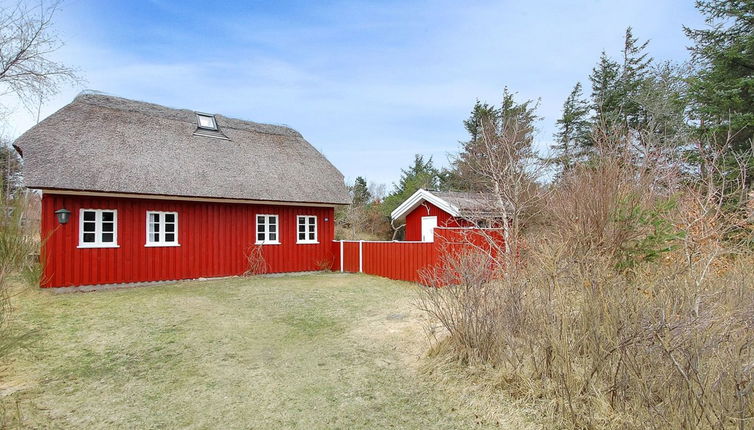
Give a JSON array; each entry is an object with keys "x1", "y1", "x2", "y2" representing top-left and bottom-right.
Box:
[
  {"x1": 255, "y1": 241, "x2": 280, "y2": 245},
  {"x1": 297, "y1": 241, "x2": 319, "y2": 245},
  {"x1": 145, "y1": 243, "x2": 181, "y2": 248},
  {"x1": 77, "y1": 244, "x2": 120, "y2": 249}
]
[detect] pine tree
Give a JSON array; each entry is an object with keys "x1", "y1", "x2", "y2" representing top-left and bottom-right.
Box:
[
  {"x1": 685, "y1": 0, "x2": 754, "y2": 154},
  {"x1": 619, "y1": 27, "x2": 653, "y2": 130},
  {"x1": 452, "y1": 88, "x2": 538, "y2": 191},
  {"x1": 552, "y1": 82, "x2": 591, "y2": 171},
  {"x1": 351, "y1": 176, "x2": 371, "y2": 206},
  {"x1": 463, "y1": 100, "x2": 498, "y2": 144},
  {"x1": 382, "y1": 154, "x2": 439, "y2": 215},
  {"x1": 589, "y1": 52, "x2": 622, "y2": 128}
]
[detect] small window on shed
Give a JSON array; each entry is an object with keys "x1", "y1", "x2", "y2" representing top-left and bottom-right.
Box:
[{"x1": 196, "y1": 113, "x2": 217, "y2": 130}]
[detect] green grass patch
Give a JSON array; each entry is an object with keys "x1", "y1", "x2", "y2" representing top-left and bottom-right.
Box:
[{"x1": 0, "y1": 273, "x2": 531, "y2": 429}]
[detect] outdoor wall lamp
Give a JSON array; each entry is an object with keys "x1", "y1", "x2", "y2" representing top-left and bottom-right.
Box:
[{"x1": 55, "y1": 208, "x2": 71, "y2": 224}]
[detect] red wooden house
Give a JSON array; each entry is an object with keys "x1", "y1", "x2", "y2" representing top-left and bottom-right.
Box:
[
  {"x1": 14, "y1": 93, "x2": 350, "y2": 288},
  {"x1": 390, "y1": 189, "x2": 504, "y2": 241}
]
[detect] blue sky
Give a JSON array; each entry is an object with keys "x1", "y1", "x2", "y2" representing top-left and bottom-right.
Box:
[{"x1": 6, "y1": 0, "x2": 705, "y2": 188}]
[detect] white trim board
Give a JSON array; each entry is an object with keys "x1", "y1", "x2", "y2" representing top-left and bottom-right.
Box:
[{"x1": 390, "y1": 189, "x2": 459, "y2": 221}]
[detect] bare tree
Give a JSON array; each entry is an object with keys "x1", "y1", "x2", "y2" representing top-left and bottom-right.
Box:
[
  {"x1": 0, "y1": 0, "x2": 79, "y2": 116},
  {"x1": 462, "y1": 114, "x2": 545, "y2": 265}
]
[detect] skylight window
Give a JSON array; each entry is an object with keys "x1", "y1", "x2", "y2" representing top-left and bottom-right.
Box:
[{"x1": 196, "y1": 113, "x2": 217, "y2": 130}]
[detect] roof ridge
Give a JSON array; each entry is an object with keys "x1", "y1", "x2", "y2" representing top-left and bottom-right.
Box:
[{"x1": 73, "y1": 92, "x2": 302, "y2": 138}]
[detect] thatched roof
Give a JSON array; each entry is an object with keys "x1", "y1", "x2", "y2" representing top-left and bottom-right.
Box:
[
  {"x1": 14, "y1": 92, "x2": 350, "y2": 205},
  {"x1": 430, "y1": 191, "x2": 503, "y2": 215},
  {"x1": 390, "y1": 188, "x2": 510, "y2": 220}
]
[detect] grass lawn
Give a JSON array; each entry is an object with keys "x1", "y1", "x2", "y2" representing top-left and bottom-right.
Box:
[{"x1": 0, "y1": 273, "x2": 535, "y2": 429}]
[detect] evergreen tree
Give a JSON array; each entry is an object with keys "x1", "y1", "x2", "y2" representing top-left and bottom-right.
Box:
[
  {"x1": 684, "y1": 0, "x2": 754, "y2": 155},
  {"x1": 619, "y1": 27, "x2": 653, "y2": 130},
  {"x1": 589, "y1": 28, "x2": 653, "y2": 133},
  {"x1": 552, "y1": 82, "x2": 591, "y2": 171},
  {"x1": 463, "y1": 100, "x2": 498, "y2": 144},
  {"x1": 590, "y1": 52, "x2": 622, "y2": 128},
  {"x1": 382, "y1": 154, "x2": 440, "y2": 215},
  {"x1": 452, "y1": 88, "x2": 538, "y2": 191},
  {"x1": 351, "y1": 176, "x2": 371, "y2": 206}
]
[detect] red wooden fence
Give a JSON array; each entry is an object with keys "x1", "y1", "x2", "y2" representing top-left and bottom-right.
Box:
[{"x1": 332, "y1": 227, "x2": 505, "y2": 283}]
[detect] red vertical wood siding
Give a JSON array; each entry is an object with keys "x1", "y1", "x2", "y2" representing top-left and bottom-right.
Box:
[
  {"x1": 341, "y1": 242, "x2": 360, "y2": 273},
  {"x1": 40, "y1": 193, "x2": 337, "y2": 288},
  {"x1": 404, "y1": 201, "x2": 472, "y2": 241},
  {"x1": 331, "y1": 227, "x2": 505, "y2": 284},
  {"x1": 361, "y1": 241, "x2": 436, "y2": 283}
]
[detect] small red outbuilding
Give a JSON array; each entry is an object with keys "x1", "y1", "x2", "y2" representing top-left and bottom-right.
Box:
[
  {"x1": 14, "y1": 93, "x2": 350, "y2": 288},
  {"x1": 390, "y1": 189, "x2": 504, "y2": 241}
]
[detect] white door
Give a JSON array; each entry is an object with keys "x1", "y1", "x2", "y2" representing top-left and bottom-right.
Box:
[{"x1": 421, "y1": 216, "x2": 437, "y2": 242}]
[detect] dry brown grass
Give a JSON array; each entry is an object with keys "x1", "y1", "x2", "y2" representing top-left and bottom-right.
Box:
[
  {"x1": 418, "y1": 150, "x2": 754, "y2": 429},
  {"x1": 0, "y1": 274, "x2": 536, "y2": 429}
]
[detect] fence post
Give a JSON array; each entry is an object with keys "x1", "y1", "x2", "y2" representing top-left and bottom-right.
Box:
[
  {"x1": 339, "y1": 240, "x2": 344, "y2": 273},
  {"x1": 359, "y1": 240, "x2": 363, "y2": 273}
]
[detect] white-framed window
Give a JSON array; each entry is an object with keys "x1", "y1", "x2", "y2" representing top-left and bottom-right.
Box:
[
  {"x1": 297, "y1": 215, "x2": 318, "y2": 244},
  {"x1": 78, "y1": 209, "x2": 118, "y2": 248},
  {"x1": 146, "y1": 211, "x2": 179, "y2": 247},
  {"x1": 256, "y1": 214, "x2": 279, "y2": 244}
]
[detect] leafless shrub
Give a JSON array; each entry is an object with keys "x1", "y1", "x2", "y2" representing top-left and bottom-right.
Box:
[
  {"x1": 243, "y1": 245, "x2": 268, "y2": 276},
  {"x1": 315, "y1": 257, "x2": 333, "y2": 272},
  {"x1": 335, "y1": 203, "x2": 392, "y2": 240},
  {"x1": 419, "y1": 127, "x2": 754, "y2": 428},
  {"x1": 418, "y1": 249, "x2": 502, "y2": 362}
]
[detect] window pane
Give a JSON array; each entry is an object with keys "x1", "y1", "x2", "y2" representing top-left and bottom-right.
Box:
[
  {"x1": 83, "y1": 211, "x2": 96, "y2": 221},
  {"x1": 102, "y1": 212, "x2": 114, "y2": 222},
  {"x1": 257, "y1": 215, "x2": 264, "y2": 224},
  {"x1": 102, "y1": 233, "x2": 114, "y2": 243},
  {"x1": 298, "y1": 218, "x2": 305, "y2": 226},
  {"x1": 165, "y1": 223, "x2": 175, "y2": 233},
  {"x1": 298, "y1": 232, "x2": 305, "y2": 240},
  {"x1": 165, "y1": 233, "x2": 175, "y2": 242},
  {"x1": 83, "y1": 222, "x2": 96, "y2": 232},
  {"x1": 83, "y1": 233, "x2": 95, "y2": 242},
  {"x1": 150, "y1": 213, "x2": 159, "y2": 223},
  {"x1": 269, "y1": 232, "x2": 277, "y2": 241},
  {"x1": 269, "y1": 217, "x2": 276, "y2": 225},
  {"x1": 102, "y1": 222, "x2": 114, "y2": 232},
  {"x1": 165, "y1": 213, "x2": 175, "y2": 223},
  {"x1": 299, "y1": 225, "x2": 305, "y2": 233},
  {"x1": 257, "y1": 232, "x2": 265, "y2": 241},
  {"x1": 154, "y1": 223, "x2": 160, "y2": 232},
  {"x1": 309, "y1": 217, "x2": 316, "y2": 224},
  {"x1": 269, "y1": 224, "x2": 276, "y2": 233},
  {"x1": 152, "y1": 232, "x2": 160, "y2": 242},
  {"x1": 257, "y1": 224, "x2": 265, "y2": 233},
  {"x1": 309, "y1": 232, "x2": 315, "y2": 241},
  {"x1": 308, "y1": 224, "x2": 315, "y2": 233},
  {"x1": 198, "y1": 115, "x2": 215, "y2": 129}
]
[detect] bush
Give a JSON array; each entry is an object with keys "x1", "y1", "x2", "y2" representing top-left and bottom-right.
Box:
[
  {"x1": 243, "y1": 244, "x2": 268, "y2": 276},
  {"x1": 418, "y1": 155, "x2": 754, "y2": 428}
]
